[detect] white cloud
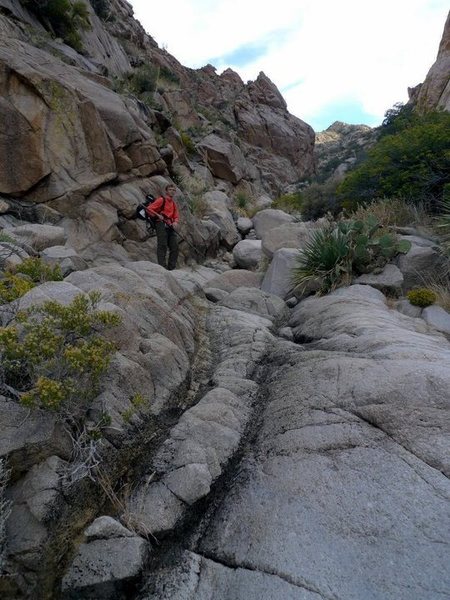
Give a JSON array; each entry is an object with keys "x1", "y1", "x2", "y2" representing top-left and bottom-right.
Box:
[{"x1": 129, "y1": 0, "x2": 449, "y2": 130}]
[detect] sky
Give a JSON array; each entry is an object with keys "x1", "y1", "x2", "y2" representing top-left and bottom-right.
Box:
[{"x1": 128, "y1": 1, "x2": 449, "y2": 132}]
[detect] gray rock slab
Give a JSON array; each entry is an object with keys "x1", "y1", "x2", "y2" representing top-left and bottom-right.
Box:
[
  {"x1": 396, "y1": 299, "x2": 422, "y2": 317},
  {"x1": 237, "y1": 217, "x2": 253, "y2": 234},
  {"x1": 163, "y1": 463, "x2": 212, "y2": 505},
  {"x1": 219, "y1": 287, "x2": 289, "y2": 323},
  {"x1": 204, "y1": 287, "x2": 229, "y2": 302},
  {"x1": 145, "y1": 550, "x2": 322, "y2": 600},
  {"x1": 61, "y1": 536, "x2": 148, "y2": 596},
  {"x1": 40, "y1": 245, "x2": 88, "y2": 275},
  {"x1": 397, "y1": 244, "x2": 443, "y2": 289},
  {"x1": 261, "y1": 248, "x2": 298, "y2": 299},
  {"x1": 261, "y1": 222, "x2": 312, "y2": 259},
  {"x1": 422, "y1": 304, "x2": 450, "y2": 335},
  {"x1": 207, "y1": 269, "x2": 262, "y2": 292},
  {"x1": 126, "y1": 481, "x2": 185, "y2": 536},
  {"x1": 84, "y1": 516, "x2": 134, "y2": 541},
  {"x1": 354, "y1": 263, "x2": 403, "y2": 296},
  {"x1": 198, "y1": 439, "x2": 450, "y2": 600},
  {"x1": 8, "y1": 224, "x2": 66, "y2": 252},
  {"x1": 9, "y1": 455, "x2": 66, "y2": 522},
  {"x1": 0, "y1": 397, "x2": 71, "y2": 472}
]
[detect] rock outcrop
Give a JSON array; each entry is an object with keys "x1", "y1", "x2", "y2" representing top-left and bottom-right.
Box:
[
  {"x1": 411, "y1": 11, "x2": 450, "y2": 112},
  {"x1": 314, "y1": 121, "x2": 378, "y2": 183}
]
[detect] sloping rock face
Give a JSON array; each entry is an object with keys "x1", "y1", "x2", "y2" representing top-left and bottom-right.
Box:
[
  {"x1": 1, "y1": 256, "x2": 449, "y2": 599},
  {"x1": 142, "y1": 285, "x2": 450, "y2": 600},
  {"x1": 412, "y1": 11, "x2": 450, "y2": 112}
]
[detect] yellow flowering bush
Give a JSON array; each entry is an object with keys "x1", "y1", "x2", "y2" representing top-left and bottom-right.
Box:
[
  {"x1": 0, "y1": 257, "x2": 64, "y2": 305},
  {"x1": 407, "y1": 287, "x2": 437, "y2": 308},
  {"x1": 0, "y1": 291, "x2": 121, "y2": 412},
  {"x1": 0, "y1": 275, "x2": 34, "y2": 304}
]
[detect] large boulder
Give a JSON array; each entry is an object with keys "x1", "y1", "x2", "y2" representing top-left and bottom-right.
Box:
[
  {"x1": 232, "y1": 239, "x2": 262, "y2": 270},
  {"x1": 202, "y1": 191, "x2": 240, "y2": 249},
  {"x1": 261, "y1": 222, "x2": 313, "y2": 259},
  {"x1": 252, "y1": 209, "x2": 295, "y2": 240},
  {"x1": 197, "y1": 134, "x2": 246, "y2": 184},
  {"x1": 261, "y1": 248, "x2": 298, "y2": 299},
  {"x1": 397, "y1": 244, "x2": 444, "y2": 289}
]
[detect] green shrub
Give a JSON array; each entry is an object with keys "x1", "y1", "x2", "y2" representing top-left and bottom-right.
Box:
[
  {"x1": 378, "y1": 102, "x2": 417, "y2": 138},
  {"x1": 21, "y1": 0, "x2": 91, "y2": 52},
  {"x1": 293, "y1": 215, "x2": 411, "y2": 294},
  {"x1": 121, "y1": 392, "x2": 149, "y2": 423},
  {"x1": 13, "y1": 257, "x2": 63, "y2": 283},
  {"x1": 407, "y1": 288, "x2": 437, "y2": 307},
  {"x1": 338, "y1": 111, "x2": 450, "y2": 211},
  {"x1": 235, "y1": 192, "x2": 249, "y2": 210},
  {"x1": 299, "y1": 180, "x2": 340, "y2": 221},
  {"x1": 129, "y1": 65, "x2": 159, "y2": 95},
  {"x1": 180, "y1": 131, "x2": 196, "y2": 155},
  {"x1": 272, "y1": 193, "x2": 302, "y2": 214},
  {"x1": 0, "y1": 292, "x2": 121, "y2": 412},
  {"x1": 159, "y1": 65, "x2": 180, "y2": 85},
  {"x1": 350, "y1": 197, "x2": 425, "y2": 229},
  {"x1": 91, "y1": 0, "x2": 109, "y2": 20}
]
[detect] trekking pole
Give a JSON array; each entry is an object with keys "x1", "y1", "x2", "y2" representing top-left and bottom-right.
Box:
[{"x1": 166, "y1": 223, "x2": 200, "y2": 254}]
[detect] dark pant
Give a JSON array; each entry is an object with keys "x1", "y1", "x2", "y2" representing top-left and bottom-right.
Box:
[{"x1": 155, "y1": 221, "x2": 178, "y2": 270}]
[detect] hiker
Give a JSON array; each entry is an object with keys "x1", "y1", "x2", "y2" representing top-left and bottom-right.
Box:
[{"x1": 145, "y1": 183, "x2": 179, "y2": 270}]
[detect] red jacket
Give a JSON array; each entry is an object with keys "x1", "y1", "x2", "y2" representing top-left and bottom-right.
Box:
[{"x1": 146, "y1": 195, "x2": 179, "y2": 225}]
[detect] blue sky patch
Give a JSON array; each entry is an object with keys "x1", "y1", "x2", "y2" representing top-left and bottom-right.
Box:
[
  {"x1": 210, "y1": 40, "x2": 269, "y2": 68},
  {"x1": 209, "y1": 27, "x2": 293, "y2": 69}
]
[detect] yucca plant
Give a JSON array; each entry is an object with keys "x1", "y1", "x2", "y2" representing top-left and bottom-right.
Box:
[
  {"x1": 436, "y1": 190, "x2": 450, "y2": 276},
  {"x1": 292, "y1": 224, "x2": 352, "y2": 294},
  {"x1": 293, "y1": 215, "x2": 411, "y2": 295}
]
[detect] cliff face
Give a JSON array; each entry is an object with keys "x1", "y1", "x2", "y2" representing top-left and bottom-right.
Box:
[
  {"x1": 314, "y1": 121, "x2": 378, "y2": 183},
  {"x1": 410, "y1": 10, "x2": 450, "y2": 112},
  {"x1": 0, "y1": 0, "x2": 315, "y2": 213}
]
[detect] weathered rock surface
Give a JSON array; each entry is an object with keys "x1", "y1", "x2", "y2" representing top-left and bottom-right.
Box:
[
  {"x1": 261, "y1": 222, "x2": 314, "y2": 259},
  {"x1": 353, "y1": 263, "x2": 404, "y2": 296},
  {"x1": 232, "y1": 239, "x2": 262, "y2": 269},
  {"x1": 413, "y1": 11, "x2": 450, "y2": 112},
  {"x1": 252, "y1": 208, "x2": 295, "y2": 240},
  {"x1": 314, "y1": 121, "x2": 377, "y2": 182},
  {"x1": 146, "y1": 284, "x2": 450, "y2": 599},
  {"x1": 261, "y1": 247, "x2": 299, "y2": 299}
]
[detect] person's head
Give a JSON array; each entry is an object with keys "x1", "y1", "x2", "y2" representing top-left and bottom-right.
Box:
[{"x1": 165, "y1": 184, "x2": 176, "y2": 197}]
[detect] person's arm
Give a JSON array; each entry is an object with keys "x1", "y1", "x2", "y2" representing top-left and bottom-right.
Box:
[{"x1": 172, "y1": 202, "x2": 179, "y2": 225}]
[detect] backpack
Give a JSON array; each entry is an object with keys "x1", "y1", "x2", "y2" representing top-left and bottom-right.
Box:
[{"x1": 135, "y1": 193, "x2": 166, "y2": 234}]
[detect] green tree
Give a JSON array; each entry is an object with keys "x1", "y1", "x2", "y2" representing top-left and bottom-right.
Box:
[{"x1": 338, "y1": 111, "x2": 450, "y2": 211}]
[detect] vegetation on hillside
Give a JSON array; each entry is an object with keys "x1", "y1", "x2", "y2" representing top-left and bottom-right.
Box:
[
  {"x1": 338, "y1": 109, "x2": 450, "y2": 212},
  {"x1": 299, "y1": 105, "x2": 450, "y2": 221},
  {"x1": 20, "y1": 0, "x2": 91, "y2": 52}
]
